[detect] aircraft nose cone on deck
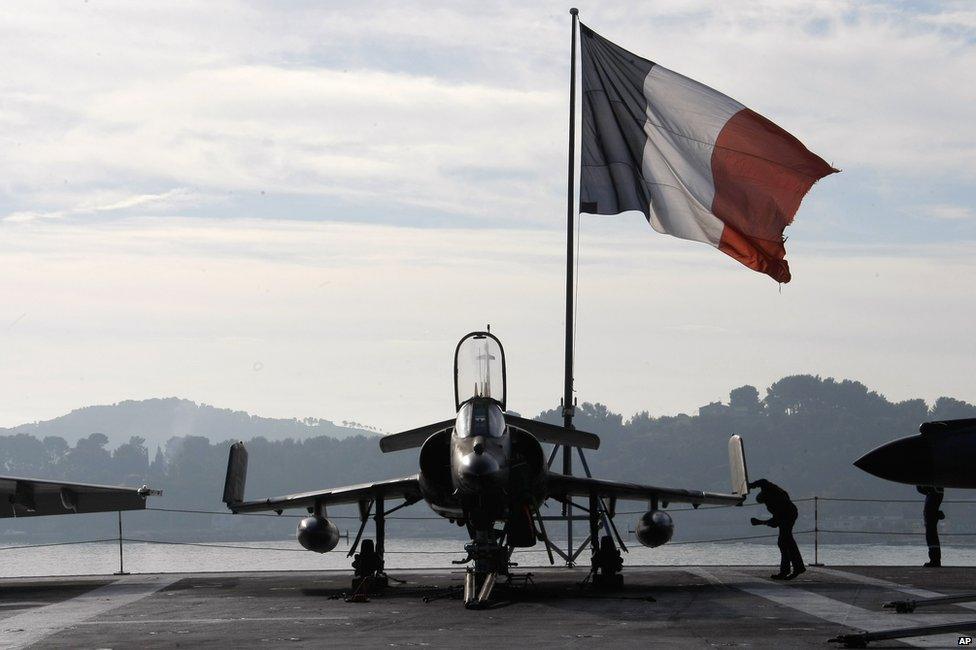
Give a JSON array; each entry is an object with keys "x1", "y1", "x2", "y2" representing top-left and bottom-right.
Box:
[{"x1": 854, "y1": 435, "x2": 933, "y2": 486}]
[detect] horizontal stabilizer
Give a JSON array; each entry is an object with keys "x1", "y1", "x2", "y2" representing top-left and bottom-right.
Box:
[
  {"x1": 919, "y1": 418, "x2": 976, "y2": 436},
  {"x1": 223, "y1": 441, "x2": 248, "y2": 505},
  {"x1": 505, "y1": 415, "x2": 600, "y2": 450},
  {"x1": 379, "y1": 419, "x2": 455, "y2": 453}
]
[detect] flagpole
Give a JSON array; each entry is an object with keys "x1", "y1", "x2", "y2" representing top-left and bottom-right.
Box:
[{"x1": 562, "y1": 7, "x2": 580, "y2": 565}]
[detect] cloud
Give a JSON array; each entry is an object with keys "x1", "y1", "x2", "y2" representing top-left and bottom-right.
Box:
[
  {"x1": 1, "y1": 2, "x2": 975, "y2": 429},
  {"x1": 2, "y1": 188, "x2": 202, "y2": 222},
  {"x1": 923, "y1": 203, "x2": 975, "y2": 221},
  {"x1": 1, "y1": 1, "x2": 974, "y2": 237}
]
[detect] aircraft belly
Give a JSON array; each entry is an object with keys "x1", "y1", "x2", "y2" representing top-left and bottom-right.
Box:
[{"x1": 427, "y1": 501, "x2": 464, "y2": 520}]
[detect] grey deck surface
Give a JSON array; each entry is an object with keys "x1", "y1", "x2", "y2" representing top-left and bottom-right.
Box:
[{"x1": 1, "y1": 566, "x2": 975, "y2": 648}]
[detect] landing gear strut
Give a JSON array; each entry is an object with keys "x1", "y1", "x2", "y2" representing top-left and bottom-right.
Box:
[
  {"x1": 589, "y1": 535, "x2": 624, "y2": 588},
  {"x1": 455, "y1": 528, "x2": 511, "y2": 609},
  {"x1": 583, "y1": 492, "x2": 623, "y2": 588},
  {"x1": 349, "y1": 496, "x2": 388, "y2": 596}
]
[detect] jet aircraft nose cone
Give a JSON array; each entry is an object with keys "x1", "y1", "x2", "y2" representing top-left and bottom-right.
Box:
[
  {"x1": 457, "y1": 451, "x2": 503, "y2": 492},
  {"x1": 461, "y1": 452, "x2": 499, "y2": 477},
  {"x1": 854, "y1": 435, "x2": 933, "y2": 485}
]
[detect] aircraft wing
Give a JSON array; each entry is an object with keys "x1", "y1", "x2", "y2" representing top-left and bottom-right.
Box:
[
  {"x1": 547, "y1": 434, "x2": 749, "y2": 507},
  {"x1": 227, "y1": 475, "x2": 423, "y2": 514},
  {"x1": 223, "y1": 441, "x2": 422, "y2": 513},
  {"x1": 0, "y1": 475, "x2": 159, "y2": 518},
  {"x1": 546, "y1": 473, "x2": 744, "y2": 507}
]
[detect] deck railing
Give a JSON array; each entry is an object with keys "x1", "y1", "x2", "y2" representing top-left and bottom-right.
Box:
[{"x1": 2, "y1": 496, "x2": 975, "y2": 574}]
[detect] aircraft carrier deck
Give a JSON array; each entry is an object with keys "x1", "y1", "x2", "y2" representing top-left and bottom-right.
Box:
[{"x1": 2, "y1": 566, "x2": 974, "y2": 648}]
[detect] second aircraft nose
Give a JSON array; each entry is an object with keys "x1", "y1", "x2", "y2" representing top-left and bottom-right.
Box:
[{"x1": 854, "y1": 435, "x2": 933, "y2": 485}]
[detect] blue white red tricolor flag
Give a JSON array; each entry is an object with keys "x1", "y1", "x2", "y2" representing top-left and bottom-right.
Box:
[{"x1": 578, "y1": 24, "x2": 837, "y2": 283}]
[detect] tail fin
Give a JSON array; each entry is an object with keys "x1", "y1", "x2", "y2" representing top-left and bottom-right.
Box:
[
  {"x1": 223, "y1": 441, "x2": 248, "y2": 508},
  {"x1": 728, "y1": 435, "x2": 749, "y2": 498}
]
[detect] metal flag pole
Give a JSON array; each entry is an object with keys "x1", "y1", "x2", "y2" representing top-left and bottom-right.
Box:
[{"x1": 561, "y1": 7, "x2": 580, "y2": 566}]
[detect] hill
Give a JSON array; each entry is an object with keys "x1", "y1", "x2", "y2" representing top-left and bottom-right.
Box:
[
  {"x1": 0, "y1": 397, "x2": 377, "y2": 450},
  {"x1": 2, "y1": 375, "x2": 975, "y2": 545}
]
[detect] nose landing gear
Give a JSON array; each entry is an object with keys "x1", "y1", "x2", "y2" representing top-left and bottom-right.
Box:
[{"x1": 455, "y1": 528, "x2": 511, "y2": 609}]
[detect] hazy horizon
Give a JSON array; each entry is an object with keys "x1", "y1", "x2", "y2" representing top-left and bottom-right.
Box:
[{"x1": 2, "y1": 369, "x2": 971, "y2": 440}]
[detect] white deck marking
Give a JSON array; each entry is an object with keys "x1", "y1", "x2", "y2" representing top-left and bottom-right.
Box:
[
  {"x1": 0, "y1": 575, "x2": 178, "y2": 650},
  {"x1": 686, "y1": 567, "x2": 975, "y2": 648},
  {"x1": 686, "y1": 567, "x2": 725, "y2": 587},
  {"x1": 814, "y1": 567, "x2": 976, "y2": 612},
  {"x1": 78, "y1": 615, "x2": 350, "y2": 625}
]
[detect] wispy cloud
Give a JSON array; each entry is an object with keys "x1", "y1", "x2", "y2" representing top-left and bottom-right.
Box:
[
  {"x1": 3, "y1": 188, "x2": 200, "y2": 223},
  {"x1": 923, "y1": 203, "x2": 976, "y2": 221}
]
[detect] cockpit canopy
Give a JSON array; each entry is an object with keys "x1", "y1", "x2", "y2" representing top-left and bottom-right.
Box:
[
  {"x1": 454, "y1": 331, "x2": 506, "y2": 410},
  {"x1": 455, "y1": 400, "x2": 506, "y2": 439}
]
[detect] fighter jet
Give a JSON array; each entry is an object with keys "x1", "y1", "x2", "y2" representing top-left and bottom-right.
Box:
[
  {"x1": 1, "y1": 476, "x2": 159, "y2": 518},
  {"x1": 223, "y1": 330, "x2": 749, "y2": 607},
  {"x1": 854, "y1": 417, "x2": 976, "y2": 489}
]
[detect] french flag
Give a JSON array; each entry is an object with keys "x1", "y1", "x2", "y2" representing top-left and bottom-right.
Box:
[{"x1": 579, "y1": 24, "x2": 837, "y2": 283}]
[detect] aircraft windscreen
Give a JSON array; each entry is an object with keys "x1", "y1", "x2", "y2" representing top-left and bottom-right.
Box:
[
  {"x1": 455, "y1": 401, "x2": 506, "y2": 438},
  {"x1": 455, "y1": 334, "x2": 505, "y2": 406}
]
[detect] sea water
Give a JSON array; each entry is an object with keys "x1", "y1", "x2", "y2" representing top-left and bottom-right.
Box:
[{"x1": 1, "y1": 538, "x2": 974, "y2": 578}]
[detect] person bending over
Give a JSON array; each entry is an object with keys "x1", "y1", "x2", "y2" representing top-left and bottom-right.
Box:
[{"x1": 749, "y1": 478, "x2": 805, "y2": 580}]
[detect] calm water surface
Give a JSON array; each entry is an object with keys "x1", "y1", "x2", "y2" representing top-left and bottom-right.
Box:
[{"x1": 1, "y1": 539, "x2": 974, "y2": 578}]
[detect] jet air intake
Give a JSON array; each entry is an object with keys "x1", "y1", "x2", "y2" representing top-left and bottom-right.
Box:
[
  {"x1": 635, "y1": 510, "x2": 674, "y2": 548},
  {"x1": 297, "y1": 516, "x2": 340, "y2": 553}
]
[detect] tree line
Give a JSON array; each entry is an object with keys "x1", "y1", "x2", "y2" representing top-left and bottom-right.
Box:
[{"x1": 2, "y1": 374, "x2": 974, "y2": 543}]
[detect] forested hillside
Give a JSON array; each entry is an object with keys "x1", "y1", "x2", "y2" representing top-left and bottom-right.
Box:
[{"x1": 2, "y1": 375, "x2": 974, "y2": 544}]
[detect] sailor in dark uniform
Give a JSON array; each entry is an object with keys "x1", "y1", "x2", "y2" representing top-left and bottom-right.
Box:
[
  {"x1": 749, "y1": 478, "x2": 805, "y2": 580},
  {"x1": 917, "y1": 485, "x2": 945, "y2": 567}
]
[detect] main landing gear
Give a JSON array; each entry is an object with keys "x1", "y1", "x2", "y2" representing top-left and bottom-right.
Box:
[
  {"x1": 350, "y1": 539, "x2": 388, "y2": 598},
  {"x1": 588, "y1": 535, "x2": 624, "y2": 588},
  {"x1": 347, "y1": 497, "x2": 392, "y2": 599},
  {"x1": 580, "y1": 492, "x2": 625, "y2": 589}
]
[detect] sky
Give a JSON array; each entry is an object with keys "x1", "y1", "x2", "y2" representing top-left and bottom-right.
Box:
[{"x1": 1, "y1": 1, "x2": 974, "y2": 433}]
